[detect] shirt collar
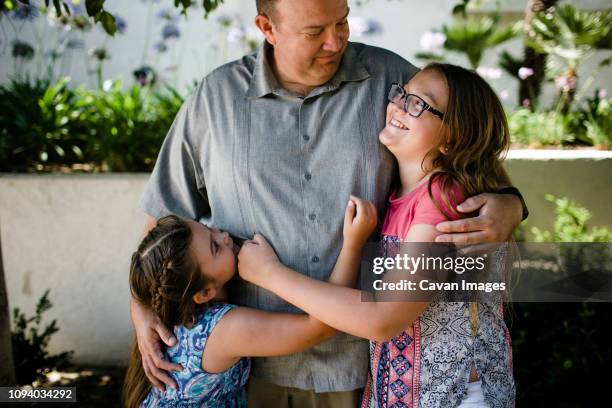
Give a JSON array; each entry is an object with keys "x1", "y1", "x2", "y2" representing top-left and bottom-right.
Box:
[{"x1": 246, "y1": 41, "x2": 370, "y2": 99}]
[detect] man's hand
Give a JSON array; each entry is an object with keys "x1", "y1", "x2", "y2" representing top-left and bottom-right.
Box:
[
  {"x1": 343, "y1": 195, "x2": 378, "y2": 250},
  {"x1": 131, "y1": 298, "x2": 182, "y2": 391},
  {"x1": 238, "y1": 233, "x2": 281, "y2": 285},
  {"x1": 435, "y1": 193, "x2": 522, "y2": 244}
]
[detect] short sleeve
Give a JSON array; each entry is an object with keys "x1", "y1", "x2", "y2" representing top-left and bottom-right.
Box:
[
  {"x1": 410, "y1": 180, "x2": 466, "y2": 226},
  {"x1": 139, "y1": 83, "x2": 210, "y2": 220}
]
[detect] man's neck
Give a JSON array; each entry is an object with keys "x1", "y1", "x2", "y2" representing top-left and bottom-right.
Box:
[{"x1": 268, "y1": 48, "x2": 318, "y2": 97}]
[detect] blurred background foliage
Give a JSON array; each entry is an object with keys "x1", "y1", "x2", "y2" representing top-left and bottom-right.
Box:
[{"x1": 0, "y1": 0, "x2": 611, "y2": 173}]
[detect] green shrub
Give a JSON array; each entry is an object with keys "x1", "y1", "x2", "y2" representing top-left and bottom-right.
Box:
[
  {"x1": 0, "y1": 78, "x2": 91, "y2": 172},
  {"x1": 0, "y1": 78, "x2": 185, "y2": 172},
  {"x1": 79, "y1": 81, "x2": 184, "y2": 172},
  {"x1": 531, "y1": 194, "x2": 612, "y2": 242},
  {"x1": 11, "y1": 290, "x2": 73, "y2": 386},
  {"x1": 571, "y1": 92, "x2": 612, "y2": 148},
  {"x1": 508, "y1": 108, "x2": 574, "y2": 147}
]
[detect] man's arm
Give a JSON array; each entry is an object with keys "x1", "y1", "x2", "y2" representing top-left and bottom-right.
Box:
[
  {"x1": 134, "y1": 81, "x2": 211, "y2": 390},
  {"x1": 435, "y1": 168, "x2": 527, "y2": 244}
]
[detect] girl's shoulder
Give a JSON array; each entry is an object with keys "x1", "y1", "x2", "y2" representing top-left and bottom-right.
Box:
[
  {"x1": 422, "y1": 176, "x2": 465, "y2": 206},
  {"x1": 412, "y1": 176, "x2": 466, "y2": 224},
  {"x1": 196, "y1": 302, "x2": 237, "y2": 330}
]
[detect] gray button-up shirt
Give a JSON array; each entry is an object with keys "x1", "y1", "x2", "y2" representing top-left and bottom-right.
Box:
[{"x1": 140, "y1": 41, "x2": 417, "y2": 392}]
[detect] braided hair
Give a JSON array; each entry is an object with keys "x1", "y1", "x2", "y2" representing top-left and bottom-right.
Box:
[
  {"x1": 129, "y1": 215, "x2": 210, "y2": 328},
  {"x1": 123, "y1": 215, "x2": 211, "y2": 408}
]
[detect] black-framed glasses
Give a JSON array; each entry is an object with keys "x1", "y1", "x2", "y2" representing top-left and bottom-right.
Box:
[{"x1": 388, "y1": 83, "x2": 444, "y2": 120}]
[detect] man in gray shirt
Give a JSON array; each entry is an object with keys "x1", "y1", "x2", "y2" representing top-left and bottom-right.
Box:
[{"x1": 131, "y1": 0, "x2": 525, "y2": 406}]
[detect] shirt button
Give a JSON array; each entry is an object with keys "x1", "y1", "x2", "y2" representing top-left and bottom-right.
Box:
[
  {"x1": 311, "y1": 256, "x2": 319, "y2": 263},
  {"x1": 304, "y1": 173, "x2": 312, "y2": 181},
  {"x1": 303, "y1": 134, "x2": 310, "y2": 141},
  {"x1": 309, "y1": 213, "x2": 316, "y2": 221}
]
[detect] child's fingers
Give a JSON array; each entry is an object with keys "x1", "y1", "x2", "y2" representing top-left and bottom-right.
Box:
[
  {"x1": 349, "y1": 195, "x2": 365, "y2": 217},
  {"x1": 344, "y1": 199, "x2": 356, "y2": 225},
  {"x1": 366, "y1": 201, "x2": 378, "y2": 223},
  {"x1": 252, "y1": 233, "x2": 271, "y2": 247}
]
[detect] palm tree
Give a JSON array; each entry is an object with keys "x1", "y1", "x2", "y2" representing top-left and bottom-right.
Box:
[
  {"x1": 519, "y1": 0, "x2": 558, "y2": 108},
  {"x1": 526, "y1": 4, "x2": 612, "y2": 112},
  {"x1": 442, "y1": 15, "x2": 522, "y2": 69}
]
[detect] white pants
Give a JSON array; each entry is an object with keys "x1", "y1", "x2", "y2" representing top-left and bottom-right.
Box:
[{"x1": 457, "y1": 381, "x2": 488, "y2": 408}]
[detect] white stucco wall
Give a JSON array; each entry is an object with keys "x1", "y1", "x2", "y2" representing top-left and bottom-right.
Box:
[{"x1": 1, "y1": 152, "x2": 611, "y2": 364}]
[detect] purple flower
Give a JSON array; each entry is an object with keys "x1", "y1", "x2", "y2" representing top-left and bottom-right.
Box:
[
  {"x1": 157, "y1": 8, "x2": 178, "y2": 22},
  {"x1": 12, "y1": 4, "x2": 39, "y2": 21},
  {"x1": 114, "y1": 15, "x2": 127, "y2": 34},
  {"x1": 597, "y1": 89, "x2": 607, "y2": 99},
  {"x1": 348, "y1": 17, "x2": 383, "y2": 36},
  {"x1": 65, "y1": 1, "x2": 86, "y2": 16},
  {"x1": 518, "y1": 67, "x2": 535, "y2": 80},
  {"x1": 133, "y1": 65, "x2": 157, "y2": 86},
  {"x1": 154, "y1": 42, "x2": 168, "y2": 53},
  {"x1": 522, "y1": 98, "x2": 531, "y2": 107},
  {"x1": 162, "y1": 24, "x2": 180, "y2": 40},
  {"x1": 555, "y1": 75, "x2": 577, "y2": 92}
]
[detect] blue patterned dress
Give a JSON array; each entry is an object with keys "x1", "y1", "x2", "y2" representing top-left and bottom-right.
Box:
[{"x1": 141, "y1": 303, "x2": 251, "y2": 407}]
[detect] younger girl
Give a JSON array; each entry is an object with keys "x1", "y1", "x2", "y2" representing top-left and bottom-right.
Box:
[
  {"x1": 122, "y1": 196, "x2": 377, "y2": 407},
  {"x1": 238, "y1": 63, "x2": 516, "y2": 407}
]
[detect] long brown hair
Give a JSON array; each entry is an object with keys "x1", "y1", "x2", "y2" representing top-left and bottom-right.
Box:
[
  {"x1": 421, "y1": 63, "x2": 511, "y2": 334},
  {"x1": 423, "y1": 62, "x2": 509, "y2": 215},
  {"x1": 122, "y1": 215, "x2": 211, "y2": 408}
]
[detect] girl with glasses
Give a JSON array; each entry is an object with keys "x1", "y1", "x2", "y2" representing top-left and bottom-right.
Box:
[{"x1": 239, "y1": 63, "x2": 515, "y2": 407}]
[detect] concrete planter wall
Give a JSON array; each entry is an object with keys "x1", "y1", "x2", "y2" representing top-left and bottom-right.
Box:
[{"x1": 1, "y1": 150, "x2": 611, "y2": 365}]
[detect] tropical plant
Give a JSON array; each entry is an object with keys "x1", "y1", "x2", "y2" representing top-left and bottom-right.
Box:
[
  {"x1": 526, "y1": 4, "x2": 612, "y2": 112},
  {"x1": 571, "y1": 91, "x2": 612, "y2": 149},
  {"x1": 507, "y1": 108, "x2": 574, "y2": 147},
  {"x1": 531, "y1": 194, "x2": 612, "y2": 242},
  {"x1": 445, "y1": 16, "x2": 521, "y2": 69},
  {"x1": 11, "y1": 290, "x2": 73, "y2": 385},
  {"x1": 0, "y1": 78, "x2": 90, "y2": 172},
  {"x1": 78, "y1": 80, "x2": 184, "y2": 172},
  {"x1": 417, "y1": 14, "x2": 521, "y2": 69},
  {"x1": 0, "y1": 77, "x2": 186, "y2": 172}
]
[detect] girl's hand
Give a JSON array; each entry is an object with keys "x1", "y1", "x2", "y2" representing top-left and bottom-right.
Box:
[
  {"x1": 238, "y1": 233, "x2": 281, "y2": 285},
  {"x1": 343, "y1": 195, "x2": 378, "y2": 250}
]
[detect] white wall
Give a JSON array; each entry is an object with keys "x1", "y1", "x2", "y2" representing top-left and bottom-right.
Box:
[
  {"x1": 1, "y1": 0, "x2": 610, "y2": 106},
  {"x1": 1, "y1": 174, "x2": 147, "y2": 364}
]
